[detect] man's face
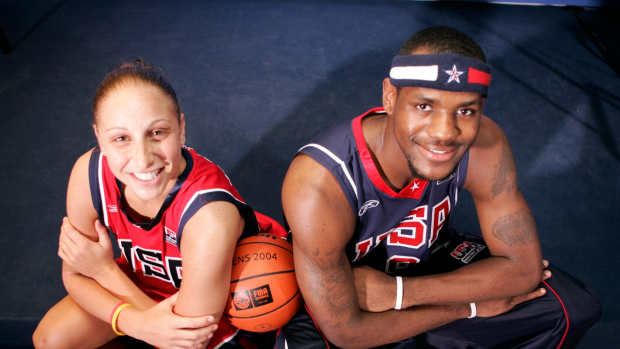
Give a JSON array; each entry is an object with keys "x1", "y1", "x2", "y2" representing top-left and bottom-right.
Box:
[{"x1": 386, "y1": 83, "x2": 484, "y2": 181}]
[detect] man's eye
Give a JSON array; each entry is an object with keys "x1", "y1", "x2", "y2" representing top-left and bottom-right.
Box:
[
  {"x1": 458, "y1": 109, "x2": 475, "y2": 116},
  {"x1": 417, "y1": 104, "x2": 431, "y2": 111},
  {"x1": 113, "y1": 136, "x2": 127, "y2": 142}
]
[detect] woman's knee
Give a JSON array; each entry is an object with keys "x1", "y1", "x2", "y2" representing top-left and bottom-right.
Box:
[{"x1": 32, "y1": 322, "x2": 65, "y2": 349}]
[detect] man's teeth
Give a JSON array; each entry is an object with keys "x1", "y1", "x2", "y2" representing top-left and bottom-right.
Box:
[
  {"x1": 429, "y1": 148, "x2": 448, "y2": 154},
  {"x1": 134, "y1": 170, "x2": 158, "y2": 180}
]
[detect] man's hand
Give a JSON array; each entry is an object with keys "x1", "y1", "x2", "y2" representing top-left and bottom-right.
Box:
[
  {"x1": 476, "y1": 287, "x2": 545, "y2": 318},
  {"x1": 470, "y1": 258, "x2": 551, "y2": 318},
  {"x1": 119, "y1": 293, "x2": 219, "y2": 349},
  {"x1": 353, "y1": 265, "x2": 396, "y2": 312},
  {"x1": 58, "y1": 217, "x2": 115, "y2": 280}
]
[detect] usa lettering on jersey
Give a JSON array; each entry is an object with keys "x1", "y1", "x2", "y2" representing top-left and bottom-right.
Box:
[
  {"x1": 118, "y1": 238, "x2": 183, "y2": 289},
  {"x1": 353, "y1": 195, "x2": 451, "y2": 267}
]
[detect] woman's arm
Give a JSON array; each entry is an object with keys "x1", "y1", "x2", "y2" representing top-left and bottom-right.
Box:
[
  {"x1": 62, "y1": 150, "x2": 216, "y2": 348},
  {"x1": 173, "y1": 200, "x2": 244, "y2": 325}
]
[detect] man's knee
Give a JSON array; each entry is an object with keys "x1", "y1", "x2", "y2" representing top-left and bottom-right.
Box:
[
  {"x1": 543, "y1": 266, "x2": 602, "y2": 346},
  {"x1": 565, "y1": 281, "x2": 602, "y2": 337}
]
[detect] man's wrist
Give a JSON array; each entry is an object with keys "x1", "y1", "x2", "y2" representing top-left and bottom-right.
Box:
[{"x1": 394, "y1": 276, "x2": 404, "y2": 310}]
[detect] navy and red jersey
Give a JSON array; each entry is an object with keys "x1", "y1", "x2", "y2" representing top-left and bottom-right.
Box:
[
  {"x1": 88, "y1": 146, "x2": 284, "y2": 348},
  {"x1": 298, "y1": 107, "x2": 469, "y2": 276}
]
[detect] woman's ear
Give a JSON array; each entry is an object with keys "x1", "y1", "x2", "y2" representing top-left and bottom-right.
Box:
[{"x1": 179, "y1": 113, "x2": 186, "y2": 146}]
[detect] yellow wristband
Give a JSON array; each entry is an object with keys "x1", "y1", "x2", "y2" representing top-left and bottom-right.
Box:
[{"x1": 111, "y1": 302, "x2": 132, "y2": 336}]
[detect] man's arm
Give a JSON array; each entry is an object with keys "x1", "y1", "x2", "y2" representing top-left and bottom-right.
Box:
[
  {"x1": 283, "y1": 154, "x2": 472, "y2": 348},
  {"x1": 390, "y1": 116, "x2": 543, "y2": 308}
]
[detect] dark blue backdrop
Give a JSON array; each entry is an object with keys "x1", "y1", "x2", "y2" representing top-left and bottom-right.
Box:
[{"x1": 0, "y1": 1, "x2": 618, "y2": 347}]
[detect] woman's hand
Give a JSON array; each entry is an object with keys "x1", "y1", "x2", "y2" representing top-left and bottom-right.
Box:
[
  {"x1": 58, "y1": 217, "x2": 115, "y2": 279},
  {"x1": 119, "y1": 293, "x2": 219, "y2": 349}
]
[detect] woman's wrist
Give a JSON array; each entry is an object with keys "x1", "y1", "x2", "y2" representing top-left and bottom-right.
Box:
[{"x1": 115, "y1": 303, "x2": 138, "y2": 337}]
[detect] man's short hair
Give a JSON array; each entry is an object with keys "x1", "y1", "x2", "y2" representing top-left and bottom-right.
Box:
[{"x1": 398, "y1": 26, "x2": 487, "y2": 63}]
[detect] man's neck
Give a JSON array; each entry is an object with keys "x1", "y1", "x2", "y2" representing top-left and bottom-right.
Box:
[{"x1": 362, "y1": 114, "x2": 413, "y2": 191}]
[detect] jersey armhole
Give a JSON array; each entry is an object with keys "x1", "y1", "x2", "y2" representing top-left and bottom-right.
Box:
[
  {"x1": 177, "y1": 190, "x2": 258, "y2": 247},
  {"x1": 298, "y1": 145, "x2": 359, "y2": 215},
  {"x1": 457, "y1": 150, "x2": 470, "y2": 189},
  {"x1": 88, "y1": 149, "x2": 106, "y2": 225}
]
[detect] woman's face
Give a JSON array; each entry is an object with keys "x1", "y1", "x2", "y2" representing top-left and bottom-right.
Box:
[{"x1": 94, "y1": 81, "x2": 185, "y2": 203}]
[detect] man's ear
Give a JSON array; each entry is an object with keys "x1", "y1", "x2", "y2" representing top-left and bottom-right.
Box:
[{"x1": 382, "y1": 77, "x2": 397, "y2": 116}]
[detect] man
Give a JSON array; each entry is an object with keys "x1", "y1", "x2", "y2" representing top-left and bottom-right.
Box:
[{"x1": 277, "y1": 27, "x2": 600, "y2": 348}]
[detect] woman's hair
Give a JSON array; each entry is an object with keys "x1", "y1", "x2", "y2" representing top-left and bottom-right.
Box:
[
  {"x1": 93, "y1": 59, "x2": 180, "y2": 123},
  {"x1": 398, "y1": 26, "x2": 487, "y2": 63}
]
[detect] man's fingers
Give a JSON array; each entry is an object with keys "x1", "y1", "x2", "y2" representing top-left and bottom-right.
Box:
[
  {"x1": 543, "y1": 269, "x2": 552, "y2": 280},
  {"x1": 513, "y1": 287, "x2": 546, "y2": 307},
  {"x1": 542, "y1": 259, "x2": 549, "y2": 269}
]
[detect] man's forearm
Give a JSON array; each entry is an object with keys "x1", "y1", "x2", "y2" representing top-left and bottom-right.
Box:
[
  {"x1": 310, "y1": 294, "x2": 469, "y2": 348},
  {"x1": 403, "y1": 255, "x2": 539, "y2": 307}
]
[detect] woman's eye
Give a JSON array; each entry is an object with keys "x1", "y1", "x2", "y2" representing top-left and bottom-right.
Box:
[
  {"x1": 113, "y1": 136, "x2": 127, "y2": 142},
  {"x1": 152, "y1": 129, "x2": 167, "y2": 137}
]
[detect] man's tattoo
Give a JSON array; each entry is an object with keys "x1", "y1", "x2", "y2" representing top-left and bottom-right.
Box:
[
  {"x1": 492, "y1": 208, "x2": 536, "y2": 246},
  {"x1": 491, "y1": 143, "x2": 517, "y2": 198},
  {"x1": 306, "y1": 248, "x2": 356, "y2": 328}
]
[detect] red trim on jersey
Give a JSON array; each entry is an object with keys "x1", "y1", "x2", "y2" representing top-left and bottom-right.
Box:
[
  {"x1": 352, "y1": 107, "x2": 428, "y2": 199},
  {"x1": 468, "y1": 67, "x2": 491, "y2": 86},
  {"x1": 542, "y1": 280, "x2": 570, "y2": 349}
]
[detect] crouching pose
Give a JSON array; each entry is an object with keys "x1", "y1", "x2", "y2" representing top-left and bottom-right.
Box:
[
  {"x1": 277, "y1": 27, "x2": 601, "y2": 348},
  {"x1": 33, "y1": 60, "x2": 284, "y2": 349}
]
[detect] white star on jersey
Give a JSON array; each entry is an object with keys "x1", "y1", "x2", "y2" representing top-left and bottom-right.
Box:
[
  {"x1": 411, "y1": 180, "x2": 420, "y2": 192},
  {"x1": 444, "y1": 65, "x2": 464, "y2": 83}
]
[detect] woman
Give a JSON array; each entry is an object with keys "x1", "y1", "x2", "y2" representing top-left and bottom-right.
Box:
[{"x1": 33, "y1": 60, "x2": 284, "y2": 349}]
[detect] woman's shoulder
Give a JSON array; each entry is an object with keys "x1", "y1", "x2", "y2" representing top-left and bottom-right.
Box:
[
  {"x1": 183, "y1": 147, "x2": 238, "y2": 193},
  {"x1": 66, "y1": 147, "x2": 99, "y2": 237}
]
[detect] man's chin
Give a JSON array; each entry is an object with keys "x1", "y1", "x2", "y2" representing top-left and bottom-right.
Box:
[{"x1": 407, "y1": 161, "x2": 457, "y2": 182}]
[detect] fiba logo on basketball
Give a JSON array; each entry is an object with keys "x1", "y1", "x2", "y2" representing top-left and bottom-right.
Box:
[
  {"x1": 251, "y1": 285, "x2": 274, "y2": 306},
  {"x1": 231, "y1": 285, "x2": 274, "y2": 310}
]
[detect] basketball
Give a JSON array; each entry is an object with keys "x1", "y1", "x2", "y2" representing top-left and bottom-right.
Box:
[{"x1": 225, "y1": 233, "x2": 300, "y2": 332}]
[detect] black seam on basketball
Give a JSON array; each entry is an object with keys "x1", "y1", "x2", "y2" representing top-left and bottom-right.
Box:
[
  {"x1": 230, "y1": 269, "x2": 295, "y2": 284},
  {"x1": 236, "y1": 241, "x2": 293, "y2": 254},
  {"x1": 228, "y1": 289, "x2": 301, "y2": 319}
]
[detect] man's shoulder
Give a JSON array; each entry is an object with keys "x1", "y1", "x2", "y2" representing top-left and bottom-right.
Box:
[
  {"x1": 471, "y1": 115, "x2": 506, "y2": 152},
  {"x1": 465, "y1": 115, "x2": 516, "y2": 195}
]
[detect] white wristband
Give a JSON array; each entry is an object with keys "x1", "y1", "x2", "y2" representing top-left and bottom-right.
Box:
[
  {"x1": 394, "y1": 276, "x2": 403, "y2": 310},
  {"x1": 468, "y1": 302, "x2": 477, "y2": 318}
]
